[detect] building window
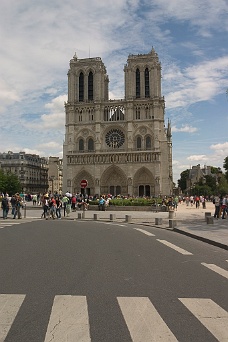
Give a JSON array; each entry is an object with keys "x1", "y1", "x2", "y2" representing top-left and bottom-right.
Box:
[
  {"x1": 79, "y1": 72, "x2": 84, "y2": 102},
  {"x1": 136, "y1": 137, "x2": 142, "y2": 150},
  {"x1": 88, "y1": 138, "x2": 94, "y2": 151},
  {"x1": 79, "y1": 139, "x2": 84, "y2": 151},
  {"x1": 88, "y1": 71, "x2": 93, "y2": 100},
  {"x1": 146, "y1": 136, "x2": 151, "y2": 149},
  {"x1": 136, "y1": 108, "x2": 140, "y2": 120},
  {"x1": 136, "y1": 68, "x2": 140, "y2": 98},
  {"x1": 145, "y1": 68, "x2": 150, "y2": 97}
]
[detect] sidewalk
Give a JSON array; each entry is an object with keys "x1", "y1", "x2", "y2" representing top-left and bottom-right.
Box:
[{"x1": 24, "y1": 201, "x2": 228, "y2": 250}]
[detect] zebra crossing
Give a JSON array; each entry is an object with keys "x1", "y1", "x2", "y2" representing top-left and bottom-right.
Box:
[
  {"x1": 0, "y1": 219, "x2": 38, "y2": 229},
  {"x1": 0, "y1": 294, "x2": 227, "y2": 341}
]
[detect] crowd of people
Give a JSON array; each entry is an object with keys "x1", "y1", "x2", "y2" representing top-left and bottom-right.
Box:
[
  {"x1": 39, "y1": 192, "x2": 90, "y2": 220},
  {"x1": 1, "y1": 192, "x2": 228, "y2": 220},
  {"x1": 0, "y1": 193, "x2": 24, "y2": 219}
]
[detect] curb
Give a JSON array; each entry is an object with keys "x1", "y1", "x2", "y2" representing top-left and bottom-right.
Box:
[{"x1": 173, "y1": 227, "x2": 228, "y2": 251}]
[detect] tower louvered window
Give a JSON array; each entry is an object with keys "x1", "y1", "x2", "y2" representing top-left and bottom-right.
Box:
[
  {"x1": 79, "y1": 72, "x2": 84, "y2": 102},
  {"x1": 145, "y1": 68, "x2": 150, "y2": 98},
  {"x1": 136, "y1": 68, "x2": 140, "y2": 98},
  {"x1": 88, "y1": 71, "x2": 93, "y2": 100}
]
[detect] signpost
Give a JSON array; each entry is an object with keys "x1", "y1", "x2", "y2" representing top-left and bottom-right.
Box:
[{"x1": 80, "y1": 179, "x2": 88, "y2": 189}]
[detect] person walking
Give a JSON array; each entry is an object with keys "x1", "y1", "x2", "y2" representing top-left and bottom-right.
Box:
[
  {"x1": 62, "y1": 194, "x2": 69, "y2": 217},
  {"x1": 13, "y1": 194, "x2": 23, "y2": 219},
  {"x1": 1, "y1": 194, "x2": 9, "y2": 219},
  {"x1": 213, "y1": 195, "x2": 220, "y2": 219},
  {"x1": 55, "y1": 196, "x2": 62, "y2": 219}
]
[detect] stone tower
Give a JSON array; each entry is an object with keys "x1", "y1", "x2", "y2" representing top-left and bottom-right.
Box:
[{"x1": 63, "y1": 49, "x2": 173, "y2": 196}]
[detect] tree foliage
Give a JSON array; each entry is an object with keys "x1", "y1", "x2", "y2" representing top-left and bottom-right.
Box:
[
  {"x1": 223, "y1": 156, "x2": 228, "y2": 182},
  {"x1": 0, "y1": 170, "x2": 22, "y2": 195},
  {"x1": 178, "y1": 169, "x2": 189, "y2": 191}
]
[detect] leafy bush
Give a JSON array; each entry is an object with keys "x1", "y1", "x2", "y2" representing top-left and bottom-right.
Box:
[{"x1": 109, "y1": 198, "x2": 162, "y2": 206}]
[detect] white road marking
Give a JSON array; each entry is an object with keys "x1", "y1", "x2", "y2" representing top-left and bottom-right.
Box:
[
  {"x1": 156, "y1": 239, "x2": 193, "y2": 255},
  {"x1": 118, "y1": 297, "x2": 177, "y2": 341},
  {"x1": 134, "y1": 228, "x2": 155, "y2": 236},
  {"x1": 44, "y1": 295, "x2": 91, "y2": 342},
  {"x1": 0, "y1": 294, "x2": 25, "y2": 341},
  {"x1": 201, "y1": 263, "x2": 228, "y2": 279},
  {"x1": 180, "y1": 298, "x2": 228, "y2": 342}
]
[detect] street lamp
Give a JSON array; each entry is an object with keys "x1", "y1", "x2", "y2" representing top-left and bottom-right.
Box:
[{"x1": 49, "y1": 176, "x2": 55, "y2": 194}]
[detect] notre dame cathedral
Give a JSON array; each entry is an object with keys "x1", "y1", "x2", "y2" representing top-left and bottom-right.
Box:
[{"x1": 63, "y1": 48, "x2": 173, "y2": 197}]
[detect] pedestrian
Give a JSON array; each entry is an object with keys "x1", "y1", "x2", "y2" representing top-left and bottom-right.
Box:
[
  {"x1": 13, "y1": 194, "x2": 23, "y2": 219},
  {"x1": 221, "y1": 195, "x2": 228, "y2": 219},
  {"x1": 55, "y1": 196, "x2": 62, "y2": 219},
  {"x1": 10, "y1": 195, "x2": 17, "y2": 216},
  {"x1": 41, "y1": 194, "x2": 49, "y2": 219},
  {"x1": 62, "y1": 194, "x2": 69, "y2": 217},
  {"x1": 1, "y1": 194, "x2": 9, "y2": 219},
  {"x1": 213, "y1": 195, "x2": 220, "y2": 219},
  {"x1": 49, "y1": 196, "x2": 56, "y2": 219}
]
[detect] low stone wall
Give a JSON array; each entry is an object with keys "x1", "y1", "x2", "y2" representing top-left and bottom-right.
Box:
[{"x1": 88, "y1": 205, "x2": 168, "y2": 212}]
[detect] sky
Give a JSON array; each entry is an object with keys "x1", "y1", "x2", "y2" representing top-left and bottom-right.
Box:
[{"x1": 0, "y1": 0, "x2": 228, "y2": 184}]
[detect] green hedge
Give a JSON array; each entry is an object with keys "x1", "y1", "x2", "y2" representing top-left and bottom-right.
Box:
[{"x1": 90, "y1": 198, "x2": 163, "y2": 206}]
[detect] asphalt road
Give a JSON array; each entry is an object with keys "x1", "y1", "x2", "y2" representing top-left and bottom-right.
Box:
[{"x1": 0, "y1": 219, "x2": 227, "y2": 342}]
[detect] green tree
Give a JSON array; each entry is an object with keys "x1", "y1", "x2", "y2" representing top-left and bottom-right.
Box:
[
  {"x1": 223, "y1": 156, "x2": 228, "y2": 182},
  {"x1": 178, "y1": 169, "x2": 189, "y2": 191},
  {"x1": 0, "y1": 170, "x2": 21, "y2": 195}
]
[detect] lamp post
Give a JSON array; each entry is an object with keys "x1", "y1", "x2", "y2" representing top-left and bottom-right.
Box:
[{"x1": 49, "y1": 176, "x2": 55, "y2": 194}]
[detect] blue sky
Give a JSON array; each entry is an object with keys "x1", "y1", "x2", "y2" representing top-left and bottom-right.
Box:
[{"x1": 0, "y1": 0, "x2": 227, "y2": 183}]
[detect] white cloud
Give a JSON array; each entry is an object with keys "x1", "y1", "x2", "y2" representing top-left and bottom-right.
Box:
[
  {"x1": 187, "y1": 155, "x2": 208, "y2": 161},
  {"x1": 172, "y1": 125, "x2": 198, "y2": 133}
]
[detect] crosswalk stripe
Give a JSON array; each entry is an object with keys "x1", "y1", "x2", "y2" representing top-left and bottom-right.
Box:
[
  {"x1": 117, "y1": 297, "x2": 177, "y2": 341},
  {"x1": 179, "y1": 298, "x2": 228, "y2": 342},
  {"x1": 44, "y1": 295, "x2": 91, "y2": 342},
  {"x1": 201, "y1": 262, "x2": 228, "y2": 279},
  {"x1": 156, "y1": 239, "x2": 193, "y2": 255},
  {"x1": 0, "y1": 294, "x2": 25, "y2": 341},
  {"x1": 134, "y1": 228, "x2": 155, "y2": 236}
]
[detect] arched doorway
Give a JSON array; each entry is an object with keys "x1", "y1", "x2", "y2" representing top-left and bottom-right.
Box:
[
  {"x1": 100, "y1": 166, "x2": 127, "y2": 196},
  {"x1": 133, "y1": 167, "x2": 155, "y2": 197}
]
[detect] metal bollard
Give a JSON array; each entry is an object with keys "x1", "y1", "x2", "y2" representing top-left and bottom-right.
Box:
[
  {"x1": 23, "y1": 203, "x2": 26, "y2": 218},
  {"x1": 206, "y1": 216, "x2": 214, "y2": 224},
  {"x1": 169, "y1": 219, "x2": 177, "y2": 228},
  {"x1": 93, "y1": 213, "x2": 99, "y2": 220},
  {"x1": 78, "y1": 213, "x2": 82, "y2": 219},
  {"x1": 125, "y1": 215, "x2": 132, "y2": 223},
  {"x1": 155, "y1": 217, "x2": 162, "y2": 225},
  {"x1": 168, "y1": 210, "x2": 175, "y2": 219},
  {"x1": 205, "y1": 212, "x2": 211, "y2": 221},
  {"x1": 110, "y1": 214, "x2": 116, "y2": 221}
]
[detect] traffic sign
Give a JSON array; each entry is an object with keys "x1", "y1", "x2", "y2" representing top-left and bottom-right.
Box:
[{"x1": 80, "y1": 179, "x2": 88, "y2": 188}]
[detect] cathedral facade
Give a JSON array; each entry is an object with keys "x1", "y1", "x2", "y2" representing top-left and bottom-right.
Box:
[{"x1": 63, "y1": 49, "x2": 173, "y2": 197}]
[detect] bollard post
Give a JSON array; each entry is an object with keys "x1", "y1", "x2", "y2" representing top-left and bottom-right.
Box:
[
  {"x1": 205, "y1": 212, "x2": 211, "y2": 222},
  {"x1": 82, "y1": 211, "x2": 85, "y2": 219},
  {"x1": 125, "y1": 215, "x2": 132, "y2": 223},
  {"x1": 206, "y1": 216, "x2": 214, "y2": 224},
  {"x1": 169, "y1": 219, "x2": 177, "y2": 229},
  {"x1": 155, "y1": 217, "x2": 162, "y2": 225},
  {"x1": 78, "y1": 213, "x2": 82, "y2": 219},
  {"x1": 168, "y1": 210, "x2": 175, "y2": 219},
  {"x1": 94, "y1": 213, "x2": 99, "y2": 220},
  {"x1": 110, "y1": 214, "x2": 116, "y2": 221},
  {"x1": 23, "y1": 203, "x2": 26, "y2": 218}
]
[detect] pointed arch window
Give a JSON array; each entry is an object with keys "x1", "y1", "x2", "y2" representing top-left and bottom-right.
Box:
[
  {"x1": 88, "y1": 138, "x2": 94, "y2": 151},
  {"x1": 145, "y1": 68, "x2": 150, "y2": 98},
  {"x1": 146, "y1": 136, "x2": 151, "y2": 150},
  {"x1": 137, "y1": 136, "x2": 142, "y2": 150},
  {"x1": 136, "y1": 68, "x2": 140, "y2": 98},
  {"x1": 79, "y1": 72, "x2": 84, "y2": 102},
  {"x1": 79, "y1": 139, "x2": 84, "y2": 151},
  {"x1": 88, "y1": 71, "x2": 93, "y2": 101}
]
